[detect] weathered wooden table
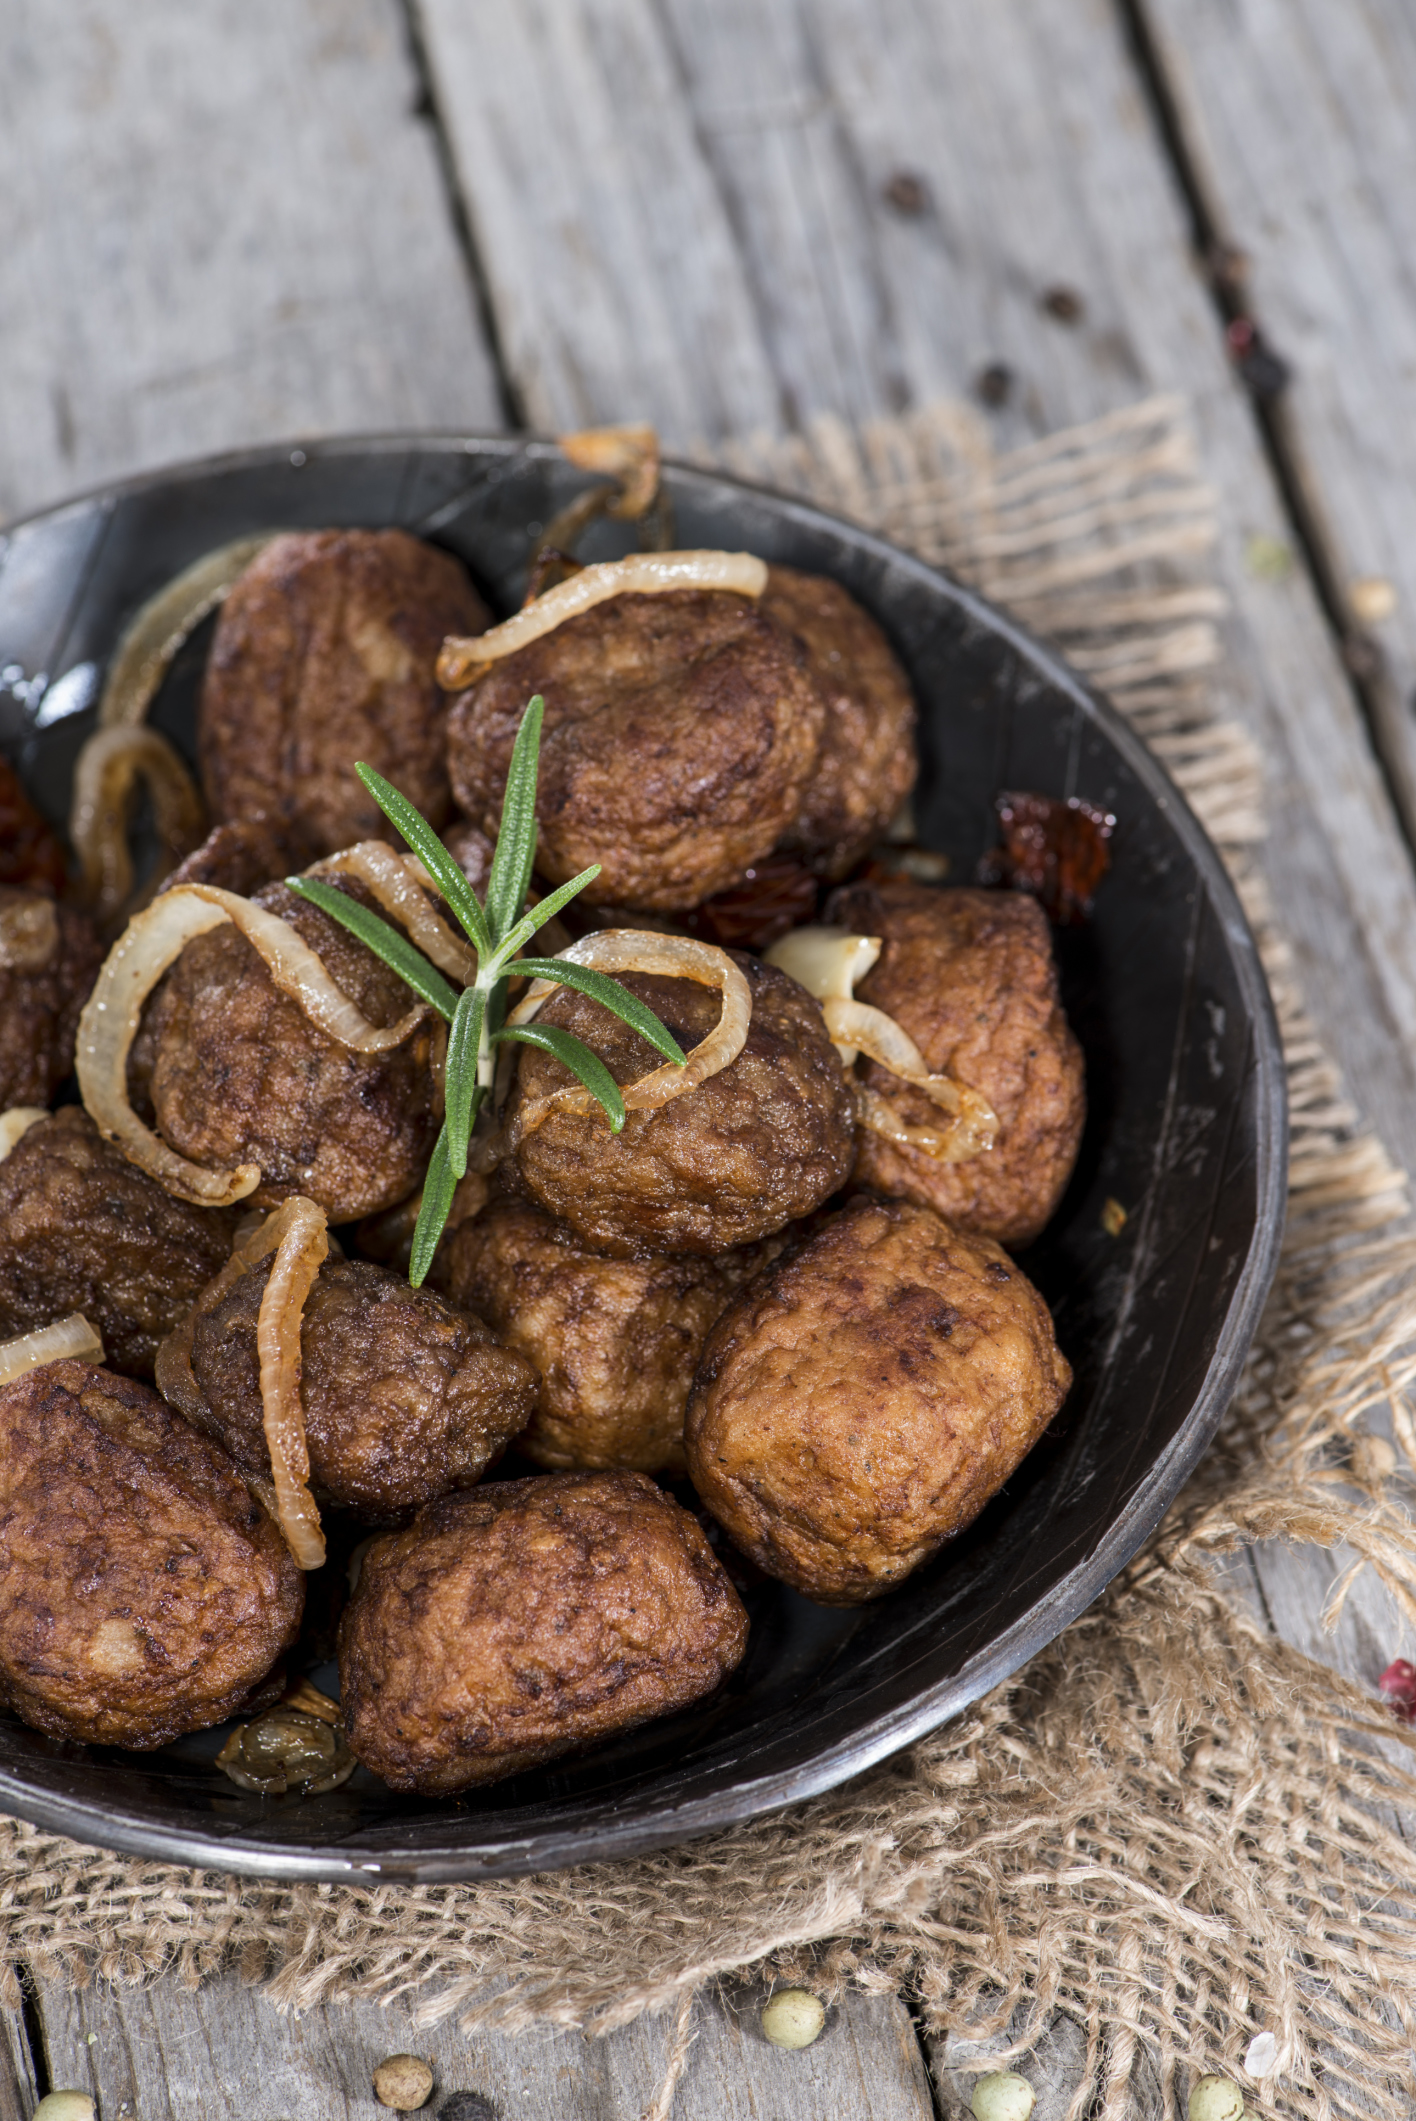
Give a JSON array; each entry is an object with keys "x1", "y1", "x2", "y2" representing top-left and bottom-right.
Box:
[{"x1": 3, "y1": 2, "x2": 1414, "y2": 2113}]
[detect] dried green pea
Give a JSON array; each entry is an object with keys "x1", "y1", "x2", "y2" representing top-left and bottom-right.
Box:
[
  {"x1": 1189, "y1": 2076, "x2": 1245, "y2": 2121},
  {"x1": 760, "y1": 1988, "x2": 826, "y2": 2049},
  {"x1": 970, "y1": 2070, "x2": 1036, "y2": 2121}
]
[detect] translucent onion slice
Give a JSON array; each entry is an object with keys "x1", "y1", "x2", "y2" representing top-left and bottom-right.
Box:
[
  {"x1": 254, "y1": 1196, "x2": 328, "y2": 1570},
  {"x1": 0, "y1": 894, "x2": 58, "y2": 973},
  {"x1": 765, "y1": 927, "x2": 881, "y2": 1062},
  {"x1": 507, "y1": 930, "x2": 751, "y2": 1138},
  {"x1": 436, "y1": 551, "x2": 769, "y2": 685},
  {"x1": 98, "y1": 535, "x2": 276, "y2": 729},
  {"x1": 70, "y1": 726, "x2": 206, "y2": 923},
  {"x1": 78, "y1": 883, "x2": 429, "y2": 1208},
  {"x1": 558, "y1": 423, "x2": 661, "y2": 520},
  {"x1": 0, "y1": 1108, "x2": 47, "y2": 1163},
  {"x1": 825, "y1": 998, "x2": 999, "y2": 1165},
  {"x1": 0, "y1": 1313, "x2": 104, "y2": 1388},
  {"x1": 310, "y1": 842, "x2": 477, "y2": 986}
]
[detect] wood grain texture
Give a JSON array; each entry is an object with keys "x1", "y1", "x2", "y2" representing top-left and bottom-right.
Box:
[
  {"x1": 0, "y1": 0, "x2": 503, "y2": 528},
  {"x1": 414, "y1": 0, "x2": 1416, "y2": 1185},
  {"x1": 0, "y1": 2005, "x2": 37, "y2": 2121},
  {"x1": 1137, "y1": 0, "x2": 1416, "y2": 844},
  {"x1": 34, "y1": 1972, "x2": 935, "y2": 2121}
]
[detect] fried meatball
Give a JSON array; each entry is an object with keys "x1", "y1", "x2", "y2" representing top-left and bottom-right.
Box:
[
  {"x1": 199, "y1": 529, "x2": 489, "y2": 857},
  {"x1": 0, "y1": 1358, "x2": 301, "y2": 1747},
  {"x1": 169, "y1": 1254, "x2": 537, "y2": 1522},
  {"x1": 138, "y1": 874, "x2": 440, "y2": 1219},
  {"x1": 685, "y1": 1196, "x2": 1071, "y2": 1604},
  {"x1": 0, "y1": 1107, "x2": 239, "y2": 1378},
  {"x1": 339, "y1": 1469, "x2": 748, "y2": 1793},
  {"x1": 162, "y1": 816, "x2": 316, "y2": 899},
  {"x1": 829, "y1": 879, "x2": 1085, "y2": 1247},
  {"x1": 504, "y1": 953, "x2": 855, "y2": 1255},
  {"x1": 446, "y1": 589, "x2": 825, "y2": 911},
  {"x1": 763, "y1": 566, "x2": 916, "y2": 877},
  {"x1": 0, "y1": 888, "x2": 102, "y2": 1108},
  {"x1": 442, "y1": 1201, "x2": 733, "y2": 1473},
  {"x1": 0, "y1": 755, "x2": 67, "y2": 895}
]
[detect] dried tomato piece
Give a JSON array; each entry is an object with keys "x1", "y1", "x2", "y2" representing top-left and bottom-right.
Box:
[
  {"x1": 1379, "y1": 1658, "x2": 1416, "y2": 1724},
  {"x1": 0, "y1": 755, "x2": 66, "y2": 896},
  {"x1": 683, "y1": 852, "x2": 821, "y2": 950},
  {"x1": 979, "y1": 790, "x2": 1115, "y2": 923}
]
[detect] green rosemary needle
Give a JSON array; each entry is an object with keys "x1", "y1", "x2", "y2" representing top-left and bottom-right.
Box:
[{"x1": 286, "y1": 694, "x2": 686, "y2": 1283}]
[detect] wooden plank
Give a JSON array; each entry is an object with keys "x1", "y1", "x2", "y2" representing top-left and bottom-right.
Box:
[
  {"x1": 414, "y1": 0, "x2": 1416, "y2": 1187},
  {"x1": 33, "y1": 1970, "x2": 936, "y2": 2121},
  {"x1": 0, "y1": 2001, "x2": 37, "y2": 2121},
  {"x1": 0, "y1": 0, "x2": 504, "y2": 528},
  {"x1": 1135, "y1": 0, "x2": 1416, "y2": 844}
]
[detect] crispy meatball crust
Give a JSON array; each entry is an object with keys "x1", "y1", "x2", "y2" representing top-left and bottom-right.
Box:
[
  {"x1": 0, "y1": 1108, "x2": 238, "y2": 1378},
  {"x1": 162, "y1": 817, "x2": 316, "y2": 899},
  {"x1": 339, "y1": 1469, "x2": 749, "y2": 1793},
  {"x1": 504, "y1": 954, "x2": 856, "y2": 1255},
  {"x1": 763, "y1": 566, "x2": 917, "y2": 878},
  {"x1": 0, "y1": 1359, "x2": 301, "y2": 1747},
  {"x1": 685, "y1": 1196, "x2": 1071, "y2": 1605},
  {"x1": 442, "y1": 1201, "x2": 733, "y2": 1473},
  {"x1": 829, "y1": 879, "x2": 1085, "y2": 1248},
  {"x1": 199, "y1": 529, "x2": 489, "y2": 856},
  {"x1": 445, "y1": 589, "x2": 826, "y2": 911},
  {"x1": 176, "y1": 1255, "x2": 537, "y2": 1521},
  {"x1": 140, "y1": 875, "x2": 440, "y2": 1219},
  {"x1": 0, "y1": 888, "x2": 102, "y2": 1108}
]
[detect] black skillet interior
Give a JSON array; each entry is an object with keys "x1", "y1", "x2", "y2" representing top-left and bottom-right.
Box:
[{"x1": 0, "y1": 437, "x2": 1286, "y2": 1882}]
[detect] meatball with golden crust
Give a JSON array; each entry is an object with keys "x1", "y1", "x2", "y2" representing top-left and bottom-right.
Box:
[
  {"x1": 162, "y1": 817, "x2": 316, "y2": 899},
  {"x1": 763, "y1": 566, "x2": 916, "y2": 878},
  {"x1": 339, "y1": 1469, "x2": 748, "y2": 1793},
  {"x1": 136, "y1": 874, "x2": 440, "y2": 1220},
  {"x1": 0, "y1": 1108, "x2": 238, "y2": 1378},
  {"x1": 504, "y1": 953, "x2": 856, "y2": 1255},
  {"x1": 0, "y1": 1359, "x2": 301, "y2": 1747},
  {"x1": 0, "y1": 887, "x2": 102, "y2": 1108},
  {"x1": 829, "y1": 879, "x2": 1085, "y2": 1248},
  {"x1": 166, "y1": 1255, "x2": 537, "y2": 1522},
  {"x1": 446, "y1": 589, "x2": 825, "y2": 911},
  {"x1": 442, "y1": 1200, "x2": 733, "y2": 1473},
  {"x1": 200, "y1": 529, "x2": 489, "y2": 857},
  {"x1": 685, "y1": 1196, "x2": 1071, "y2": 1605}
]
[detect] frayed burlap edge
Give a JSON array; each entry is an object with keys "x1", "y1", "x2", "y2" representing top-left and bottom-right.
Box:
[{"x1": 4, "y1": 397, "x2": 1415, "y2": 2121}]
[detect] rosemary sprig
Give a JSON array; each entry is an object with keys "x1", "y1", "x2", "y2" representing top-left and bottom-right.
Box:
[{"x1": 287, "y1": 694, "x2": 686, "y2": 1284}]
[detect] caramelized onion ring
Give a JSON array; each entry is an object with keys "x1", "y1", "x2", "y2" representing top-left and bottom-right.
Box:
[
  {"x1": 558, "y1": 423, "x2": 660, "y2": 521},
  {"x1": 70, "y1": 726, "x2": 206, "y2": 924},
  {"x1": 0, "y1": 1313, "x2": 104, "y2": 1388},
  {"x1": 825, "y1": 998, "x2": 999, "y2": 1164},
  {"x1": 437, "y1": 551, "x2": 768, "y2": 685},
  {"x1": 255, "y1": 1196, "x2": 328, "y2": 1570},
  {"x1": 77, "y1": 884, "x2": 428, "y2": 1207},
  {"x1": 98, "y1": 536, "x2": 276, "y2": 729},
  {"x1": 0, "y1": 1108, "x2": 47, "y2": 1162},
  {"x1": 0, "y1": 895, "x2": 58, "y2": 973},
  {"x1": 311, "y1": 842, "x2": 476, "y2": 986},
  {"x1": 507, "y1": 930, "x2": 751, "y2": 1138}
]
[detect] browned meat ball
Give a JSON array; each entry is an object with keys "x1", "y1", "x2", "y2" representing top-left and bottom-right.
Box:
[
  {"x1": 162, "y1": 817, "x2": 316, "y2": 899},
  {"x1": 0, "y1": 887, "x2": 102, "y2": 1108},
  {"x1": 137, "y1": 874, "x2": 441, "y2": 1219},
  {"x1": 828, "y1": 879, "x2": 1085, "y2": 1248},
  {"x1": 504, "y1": 953, "x2": 856, "y2": 1255},
  {"x1": 445, "y1": 589, "x2": 825, "y2": 911},
  {"x1": 763, "y1": 566, "x2": 917, "y2": 878},
  {"x1": 199, "y1": 528, "x2": 489, "y2": 857},
  {"x1": 442, "y1": 1200, "x2": 734, "y2": 1473},
  {"x1": 685, "y1": 1195, "x2": 1071, "y2": 1605},
  {"x1": 0, "y1": 1358, "x2": 301, "y2": 1747},
  {"x1": 0, "y1": 1108, "x2": 239, "y2": 1378},
  {"x1": 167, "y1": 1254, "x2": 537, "y2": 1522},
  {"x1": 339, "y1": 1469, "x2": 748, "y2": 1793}
]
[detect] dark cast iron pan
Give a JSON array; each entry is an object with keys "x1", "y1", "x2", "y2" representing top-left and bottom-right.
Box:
[{"x1": 0, "y1": 435, "x2": 1287, "y2": 1882}]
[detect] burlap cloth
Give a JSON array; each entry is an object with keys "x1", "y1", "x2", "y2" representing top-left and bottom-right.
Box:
[{"x1": 5, "y1": 398, "x2": 1416, "y2": 2121}]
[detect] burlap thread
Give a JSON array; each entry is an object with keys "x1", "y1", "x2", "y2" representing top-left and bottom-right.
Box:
[{"x1": 3, "y1": 396, "x2": 1415, "y2": 2121}]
